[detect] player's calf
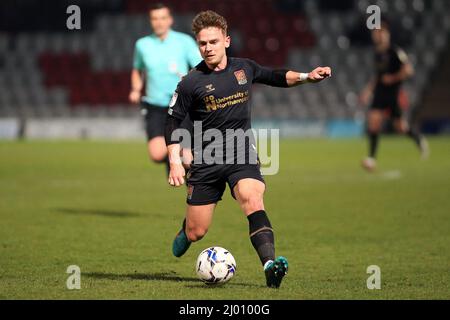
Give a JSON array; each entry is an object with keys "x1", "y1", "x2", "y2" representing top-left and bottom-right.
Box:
[
  {"x1": 248, "y1": 210, "x2": 275, "y2": 266},
  {"x1": 247, "y1": 211, "x2": 288, "y2": 288}
]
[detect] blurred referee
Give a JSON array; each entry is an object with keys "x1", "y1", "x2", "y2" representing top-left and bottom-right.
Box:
[{"x1": 129, "y1": 3, "x2": 201, "y2": 174}]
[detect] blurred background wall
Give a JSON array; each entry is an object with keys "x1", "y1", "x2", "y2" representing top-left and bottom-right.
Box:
[{"x1": 0, "y1": 0, "x2": 449, "y2": 139}]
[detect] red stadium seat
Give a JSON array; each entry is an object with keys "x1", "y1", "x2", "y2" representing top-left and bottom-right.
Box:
[
  {"x1": 256, "y1": 19, "x2": 273, "y2": 35},
  {"x1": 37, "y1": 0, "x2": 317, "y2": 108},
  {"x1": 273, "y1": 17, "x2": 289, "y2": 34}
]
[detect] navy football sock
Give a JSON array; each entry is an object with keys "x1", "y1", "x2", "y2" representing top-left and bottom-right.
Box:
[{"x1": 248, "y1": 210, "x2": 275, "y2": 266}]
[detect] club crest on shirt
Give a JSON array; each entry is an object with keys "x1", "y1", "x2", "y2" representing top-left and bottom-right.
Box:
[
  {"x1": 234, "y1": 69, "x2": 247, "y2": 85},
  {"x1": 205, "y1": 84, "x2": 215, "y2": 93}
]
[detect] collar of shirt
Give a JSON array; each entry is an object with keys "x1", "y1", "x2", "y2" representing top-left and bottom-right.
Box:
[{"x1": 150, "y1": 29, "x2": 173, "y2": 44}]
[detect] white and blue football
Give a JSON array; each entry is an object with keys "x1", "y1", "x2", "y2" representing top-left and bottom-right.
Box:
[{"x1": 195, "y1": 247, "x2": 236, "y2": 284}]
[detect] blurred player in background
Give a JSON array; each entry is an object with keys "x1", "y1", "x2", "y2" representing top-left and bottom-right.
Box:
[
  {"x1": 360, "y1": 21, "x2": 429, "y2": 171},
  {"x1": 165, "y1": 10, "x2": 331, "y2": 288},
  {"x1": 129, "y1": 3, "x2": 201, "y2": 174}
]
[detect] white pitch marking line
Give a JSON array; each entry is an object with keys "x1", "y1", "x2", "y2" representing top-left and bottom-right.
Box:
[{"x1": 381, "y1": 170, "x2": 402, "y2": 180}]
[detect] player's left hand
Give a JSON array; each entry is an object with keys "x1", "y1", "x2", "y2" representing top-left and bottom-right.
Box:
[{"x1": 308, "y1": 67, "x2": 332, "y2": 83}]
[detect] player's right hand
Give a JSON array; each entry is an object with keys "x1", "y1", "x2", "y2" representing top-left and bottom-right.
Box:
[
  {"x1": 168, "y1": 163, "x2": 186, "y2": 187},
  {"x1": 129, "y1": 90, "x2": 141, "y2": 104},
  {"x1": 308, "y1": 67, "x2": 331, "y2": 83}
]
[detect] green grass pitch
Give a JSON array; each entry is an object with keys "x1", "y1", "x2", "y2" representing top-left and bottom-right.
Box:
[{"x1": 0, "y1": 137, "x2": 449, "y2": 299}]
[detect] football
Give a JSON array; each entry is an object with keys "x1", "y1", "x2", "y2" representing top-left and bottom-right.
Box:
[{"x1": 195, "y1": 247, "x2": 237, "y2": 284}]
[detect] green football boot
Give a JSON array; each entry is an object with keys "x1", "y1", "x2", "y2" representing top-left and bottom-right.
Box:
[
  {"x1": 172, "y1": 219, "x2": 191, "y2": 258},
  {"x1": 264, "y1": 256, "x2": 288, "y2": 288}
]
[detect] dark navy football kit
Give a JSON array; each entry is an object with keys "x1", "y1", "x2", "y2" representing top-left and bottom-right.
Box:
[{"x1": 166, "y1": 57, "x2": 289, "y2": 205}]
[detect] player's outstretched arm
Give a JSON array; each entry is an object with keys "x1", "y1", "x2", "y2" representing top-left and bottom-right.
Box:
[{"x1": 286, "y1": 67, "x2": 332, "y2": 87}]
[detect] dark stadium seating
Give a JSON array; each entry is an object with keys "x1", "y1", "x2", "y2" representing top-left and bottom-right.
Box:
[{"x1": 0, "y1": 0, "x2": 449, "y2": 121}]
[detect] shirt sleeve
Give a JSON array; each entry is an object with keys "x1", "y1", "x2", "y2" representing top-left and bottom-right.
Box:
[
  {"x1": 245, "y1": 59, "x2": 288, "y2": 87},
  {"x1": 132, "y1": 42, "x2": 144, "y2": 70},
  {"x1": 185, "y1": 36, "x2": 202, "y2": 69},
  {"x1": 168, "y1": 80, "x2": 193, "y2": 120}
]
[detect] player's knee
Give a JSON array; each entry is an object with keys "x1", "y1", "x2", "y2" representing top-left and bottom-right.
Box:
[
  {"x1": 248, "y1": 202, "x2": 264, "y2": 213},
  {"x1": 186, "y1": 226, "x2": 208, "y2": 242},
  {"x1": 368, "y1": 121, "x2": 381, "y2": 133},
  {"x1": 243, "y1": 194, "x2": 264, "y2": 213},
  {"x1": 368, "y1": 115, "x2": 382, "y2": 133},
  {"x1": 147, "y1": 139, "x2": 167, "y2": 163},
  {"x1": 148, "y1": 149, "x2": 167, "y2": 163},
  {"x1": 149, "y1": 154, "x2": 166, "y2": 163}
]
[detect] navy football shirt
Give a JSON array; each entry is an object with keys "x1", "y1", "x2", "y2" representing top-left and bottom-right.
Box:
[{"x1": 169, "y1": 57, "x2": 286, "y2": 165}]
